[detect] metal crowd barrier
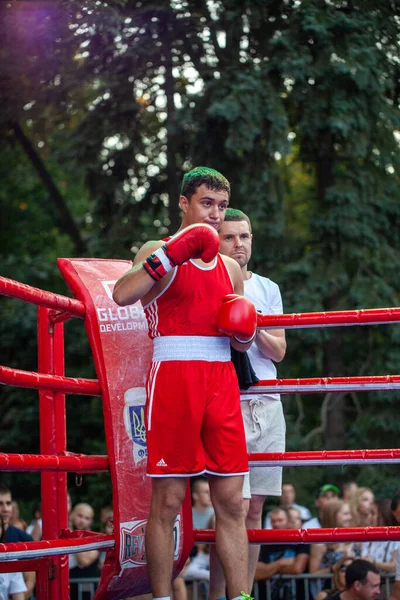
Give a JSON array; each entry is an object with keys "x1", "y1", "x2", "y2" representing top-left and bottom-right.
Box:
[{"x1": 68, "y1": 572, "x2": 396, "y2": 600}]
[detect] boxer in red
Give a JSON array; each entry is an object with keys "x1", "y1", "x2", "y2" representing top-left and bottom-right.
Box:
[{"x1": 113, "y1": 167, "x2": 256, "y2": 600}]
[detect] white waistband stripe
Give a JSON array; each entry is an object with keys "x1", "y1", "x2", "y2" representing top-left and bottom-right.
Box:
[{"x1": 152, "y1": 336, "x2": 231, "y2": 362}]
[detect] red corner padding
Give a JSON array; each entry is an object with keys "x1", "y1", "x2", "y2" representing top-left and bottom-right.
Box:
[{"x1": 57, "y1": 259, "x2": 193, "y2": 600}]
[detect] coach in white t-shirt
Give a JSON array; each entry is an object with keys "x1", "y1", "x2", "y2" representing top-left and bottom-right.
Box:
[{"x1": 211, "y1": 208, "x2": 287, "y2": 595}]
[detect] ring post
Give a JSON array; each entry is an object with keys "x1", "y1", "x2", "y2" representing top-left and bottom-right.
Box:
[{"x1": 38, "y1": 306, "x2": 69, "y2": 600}]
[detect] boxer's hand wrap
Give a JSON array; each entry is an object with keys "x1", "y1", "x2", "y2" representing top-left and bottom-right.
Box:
[
  {"x1": 217, "y1": 294, "x2": 257, "y2": 343},
  {"x1": 142, "y1": 245, "x2": 174, "y2": 281},
  {"x1": 143, "y1": 224, "x2": 220, "y2": 281}
]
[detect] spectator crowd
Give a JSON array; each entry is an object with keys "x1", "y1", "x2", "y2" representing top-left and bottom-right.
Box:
[
  {"x1": 1, "y1": 477, "x2": 400, "y2": 600},
  {"x1": 182, "y1": 477, "x2": 398, "y2": 600}
]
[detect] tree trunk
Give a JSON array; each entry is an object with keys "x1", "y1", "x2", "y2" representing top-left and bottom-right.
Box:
[
  {"x1": 323, "y1": 333, "x2": 347, "y2": 449},
  {"x1": 163, "y1": 18, "x2": 180, "y2": 234},
  {"x1": 317, "y1": 130, "x2": 347, "y2": 449},
  {"x1": 12, "y1": 121, "x2": 86, "y2": 254}
]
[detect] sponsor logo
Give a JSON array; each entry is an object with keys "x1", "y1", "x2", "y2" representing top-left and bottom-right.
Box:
[
  {"x1": 173, "y1": 514, "x2": 181, "y2": 560},
  {"x1": 96, "y1": 284, "x2": 147, "y2": 333},
  {"x1": 100, "y1": 280, "x2": 117, "y2": 300},
  {"x1": 96, "y1": 305, "x2": 148, "y2": 333},
  {"x1": 119, "y1": 515, "x2": 182, "y2": 571},
  {"x1": 120, "y1": 519, "x2": 147, "y2": 569},
  {"x1": 124, "y1": 388, "x2": 147, "y2": 464},
  {"x1": 156, "y1": 458, "x2": 167, "y2": 467}
]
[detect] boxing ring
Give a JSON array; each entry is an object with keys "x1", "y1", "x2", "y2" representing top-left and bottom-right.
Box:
[{"x1": 1, "y1": 259, "x2": 400, "y2": 600}]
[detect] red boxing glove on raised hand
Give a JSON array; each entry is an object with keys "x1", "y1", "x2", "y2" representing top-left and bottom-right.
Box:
[
  {"x1": 217, "y1": 294, "x2": 257, "y2": 343},
  {"x1": 143, "y1": 223, "x2": 220, "y2": 281}
]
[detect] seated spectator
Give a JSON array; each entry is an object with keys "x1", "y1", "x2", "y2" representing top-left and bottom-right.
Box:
[
  {"x1": 100, "y1": 505, "x2": 113, "y2": 532},
  {"x1": 26, "y1": 503, "x2": 42, "y2": 541},
  {"x1": 191, "y1": 478, "x2": 214, "y2": 529},
  {"x1": 309, "y1": 498, "x2": 360, "y2": 598},
  {"x1": 183, "y1": 515, "x2": 215, "y2": 581},
  {"x1": 288, "y1": 507, "x2": 303, "y2": 529},
  {"x1": 390, "y1": 490, "x2": 400, "y2": 600},
  {"x1": 255, "y1": 507, "x2": 310, "y2": 600},
  {"x1": 190, "y1": 477, "x2": 214, "y2": 567},
  {"x1": 98, "y1": 510, "x2": 113, "y2": 572},
  {"x1": 303, "y1": 484, "x2": 341, "y2": 529},
  {"x1": 322, "y1": 559, "x2": 380, "y2": 600},
  {"x1": 361, "y1": 498, "x2": 397, "y2": 572},
  {"x1": 0, "y1": 485, "x2": 35, "y2": 600},
  {"x1": 69, "y1": 503, "x2": 100, "y2": 600},
  {"x1": 184, "y1": 515, "x2": 214, "y2": 600},
  {"x1": 264, "y1": 483, "x2": 312, "y2": 528},
  {"x1": 315, "y1": 557, "x2": 354, "y2": 600},
  {"x1": 368, "y1": 500, "x2": 378, "y2": 527},
  {"x1": 350, "y1": 488, "x2": 375, "y2": 527},
  {"x1": 340, "y1": 482, "x2": 358, "y2": 503},
  {"x1": 0, "y1": 514, "x2": 27, "y2": 600},
  {"x1": 184, "y1": 548, "x2": 210, "y2": 582},
  {"x1": 10, "y1": 502, "x2": 27, "y2": 531}
]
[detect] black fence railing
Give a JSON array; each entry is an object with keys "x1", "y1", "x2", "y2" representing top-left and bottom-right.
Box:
[{"x1": 69, "y1": 572, "x2": 396, "y2": 600}]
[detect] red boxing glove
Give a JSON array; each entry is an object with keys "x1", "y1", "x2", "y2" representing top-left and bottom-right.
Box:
[
  {"x1": 217, "y1": 294, "x2": 257, "y2": 343},
  {"x1": 143, "y1": 224, "x2": 220, "y2": 281}
]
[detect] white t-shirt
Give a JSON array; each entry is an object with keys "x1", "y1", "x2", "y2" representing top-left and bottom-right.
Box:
[
  {"x1": 302, "y1": 516, "x2": 321, "y2": 529},
  {"x1": 361, "y1": 540, "x2": 398, "y2": 563},
  {"x1": 184, "y1": 551, "x2": 210, "y2": 581},
  {"x1": 26, "y1": 518, "x2": 42, "y2": 536},
  {"x1": 243, "y1": 273, "x2": 283, "y2": 401},
  {"x1": 396, "y1": 546, "x2": 400, "y2": 580},
  {"x1": 192, "y1": 507, "x2": 214, "y2": 530},
  {"x1": 0, "y1": 572, "x2": 27, "y2": 600}
]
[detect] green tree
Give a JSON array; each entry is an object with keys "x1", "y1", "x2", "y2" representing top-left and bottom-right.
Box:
[{"x1": 1, "y1": 0, "x2": 400, "y2": 512}]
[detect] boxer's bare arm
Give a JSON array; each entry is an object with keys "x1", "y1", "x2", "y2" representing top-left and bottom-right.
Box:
[
  {"x1": 113, "y1": 241, "x2": 168, "y2": 306},
  {"x1": 221, "y1": 255, "x2": 244, "y2": 296},
  {"x1": 114, "y1": 224, "x2": 220, "y2": 306}
]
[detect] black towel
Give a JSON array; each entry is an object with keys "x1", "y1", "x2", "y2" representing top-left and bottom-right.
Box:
[{"x1": 231, "y1": 348, "x2": 259, "y2": 391}]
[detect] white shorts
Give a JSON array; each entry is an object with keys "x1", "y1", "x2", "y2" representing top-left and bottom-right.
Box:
[{"x1": 241, "y1": 396, "x2": 286, "y2": 499}]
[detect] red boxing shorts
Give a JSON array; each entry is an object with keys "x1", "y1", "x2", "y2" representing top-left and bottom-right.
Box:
[{"x1": 145, "y1": 338, "x2": 248, "y2": 477}]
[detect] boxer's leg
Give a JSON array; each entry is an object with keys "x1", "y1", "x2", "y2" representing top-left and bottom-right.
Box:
[
  {"x1": 209, "y1": 543, "x2": 227, "y2": 600},
  {"x1": 208, "y1": 474, "x2": 248, "y2": 600},
  {"x1": 145, "y1": 476, "x2": 187, "y2": 597},
  {"x1": 203, "y1": 363, "x2": 249, "y2": 599}
]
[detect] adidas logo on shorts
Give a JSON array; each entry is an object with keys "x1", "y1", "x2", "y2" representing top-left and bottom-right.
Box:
[{"x1": 156, "y1": 458, "x2": 167, "y2": 467}]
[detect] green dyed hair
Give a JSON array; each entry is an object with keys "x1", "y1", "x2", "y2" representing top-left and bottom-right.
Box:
[
  {"x1": 224, "y1": 208, "x2": 252, "y2": 233},
  {"x1": 181, "y1": 166, "x2": 231, "y2": 200}
]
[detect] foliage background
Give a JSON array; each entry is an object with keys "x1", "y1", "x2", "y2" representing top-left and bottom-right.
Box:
[{"x1": 0, "y1": 0, "x2": 399, "y2": 524}]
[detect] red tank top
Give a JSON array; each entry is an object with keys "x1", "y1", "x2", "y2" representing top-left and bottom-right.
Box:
[{"x1": 143, "y1": 254, "x2": 234, "y2": 338}]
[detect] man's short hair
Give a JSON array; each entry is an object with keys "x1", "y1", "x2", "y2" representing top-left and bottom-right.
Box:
[
  {"x1": 270, "y1": 507, "x2": 290, "y2": 519},
  {"x1": 0, "y1": 484, "x2": 11, "y2": 497},
  {"x1": 345, "y1": 559, "x2": 380, "y2": 588},
  {"x1": 181, "y1": 167, "x2": 230, "y2": 200},
  {"x1": 191, "y1": 476, "x2": 208, "y2": 495},
  {"x1": 223, "y1": 208, "x2": 252, "y2": 233}
]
